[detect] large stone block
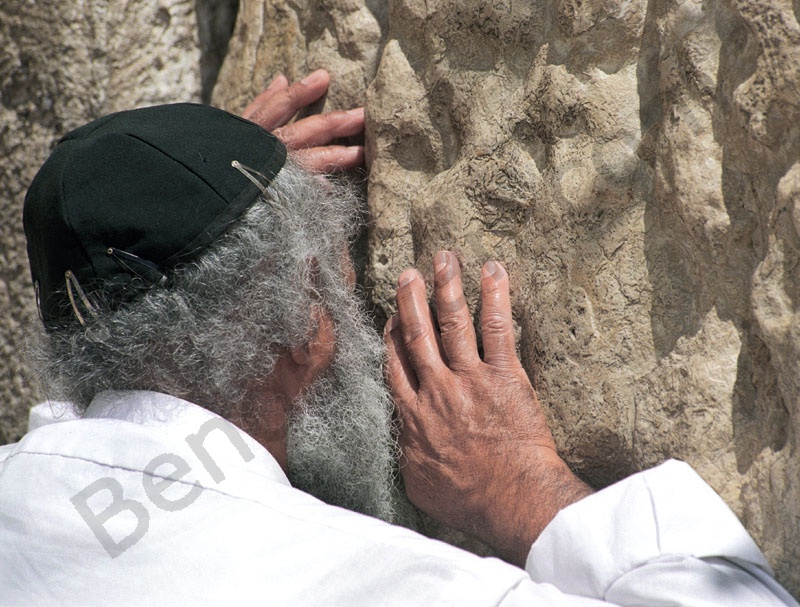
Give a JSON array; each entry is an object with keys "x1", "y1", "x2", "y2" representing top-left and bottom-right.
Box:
[{"x1": 216, "y1": 0, "x2": 800, "y2": 595}]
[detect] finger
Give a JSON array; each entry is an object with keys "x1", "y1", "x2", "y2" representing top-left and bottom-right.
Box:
[
  {"x1": 292, "y1": 146, "x2": 365, "y2": 173},
  {"x1": 433, "y1": 251, "x2": 479, "y2": 370},
  {"x1": 384, "y1": 314, "x2": 419, "y2": 403},
  {"x1": 480, "y1": 261, "x2": 518, "y2": 368},
  {"x1": 243, "y1": 69, "x2": 331, "y2": 131},
  {"x1": 241, "y1": 74, "x2": 289, "y2": 121},
  {"x1": 395, "y1": 269, "x2": 447, "y2": 380},
  {"x1": 275, "y1": 108, "x2": 364, "y2": 149}
]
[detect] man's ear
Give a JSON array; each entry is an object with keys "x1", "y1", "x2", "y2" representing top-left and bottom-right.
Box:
[
  {"x1": 289, "y1": 304, "x2": 336, "y2": 372},
  {"x1": 289, "y1": 342, "x2": 311, "y2": 366},
  {"x1": 289, "y1": 256, "x2": 332, "y2": 367}
]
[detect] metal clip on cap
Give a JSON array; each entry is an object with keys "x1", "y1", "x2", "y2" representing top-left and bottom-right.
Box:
[{"x1": 64, "y1": 270, "x2": 98, "y2": 327}]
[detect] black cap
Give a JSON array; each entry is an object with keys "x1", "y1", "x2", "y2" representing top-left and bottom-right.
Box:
[{"x1": 23, "y1": 103, "x2": 286, "y2": 330}]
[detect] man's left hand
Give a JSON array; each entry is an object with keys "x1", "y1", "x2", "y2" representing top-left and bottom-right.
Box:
[
  {"x1": 385, "y1": 251, "x2": 593, "y2": 568},
  {"x1": 241, "y1": 69, "x2": 364, "y2": 173}
]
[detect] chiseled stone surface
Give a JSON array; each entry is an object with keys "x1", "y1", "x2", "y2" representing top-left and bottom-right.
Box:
[
  {"x1": 213, "y1": 0, "x2": 383, "y2": 114},
  {"x1": 0, "y1": 0, "x2": 201, "y2": 442},
  {"x1": 217, "y1": 0, "x2": 800, "y2": 594}
]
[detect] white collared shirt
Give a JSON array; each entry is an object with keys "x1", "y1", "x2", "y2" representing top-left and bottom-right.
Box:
[{"x1": 0, "y1": 391, "x2": 795, "y2": 606}]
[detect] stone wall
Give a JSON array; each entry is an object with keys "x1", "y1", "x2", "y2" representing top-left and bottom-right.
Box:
[{"x1": 215, "y1": 0, "x2": 800, "y2": 595}]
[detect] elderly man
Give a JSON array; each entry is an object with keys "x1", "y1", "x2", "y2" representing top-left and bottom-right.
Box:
[{"x1": 1, "y1": 70, "x2": 797, "y2": 606}]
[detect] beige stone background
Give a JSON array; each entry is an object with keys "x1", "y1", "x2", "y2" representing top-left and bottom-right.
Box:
[{"x1": 2, "y1": 0, "x2": 799, "y2": 597}]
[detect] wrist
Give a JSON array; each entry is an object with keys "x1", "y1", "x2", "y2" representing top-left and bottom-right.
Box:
[{"x1": 476, "y1": 449, "x2": 593, "y2": 568}]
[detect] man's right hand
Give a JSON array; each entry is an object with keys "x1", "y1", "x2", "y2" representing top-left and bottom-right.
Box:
[
  {"x1": 241, "y1": 69, "x2": 364, "y2": 173},
  {"x1": 384, "y1": 251, "x2": 593, "y2": 568}
]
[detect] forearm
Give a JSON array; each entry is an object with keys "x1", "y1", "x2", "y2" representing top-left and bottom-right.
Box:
[{"x1": 476, "y1": 449, "x2": 594, "y2": 567}]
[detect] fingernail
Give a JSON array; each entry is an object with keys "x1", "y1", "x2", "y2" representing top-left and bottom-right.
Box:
[
  {"x1": 434, "y1": 251, "x2": 449, "y2": 274},
  {"x1": 483, "y1": 260, "x2": 505, "y2": 281},
  {"x1": 384, "y1": 315, "x2": 399, "y2": 334},
  {"x1": 301, "y1": 69, "x2": 326, "y2": 85},
  {"x1": 347, "y1": 107, "x2": 364, "y2": 117},
  {"x1": 398, "y1": 269, "x2": 418, "y2": 287},
  {"x1": 266, "y1": 73, "x2": 285, "y2": 90}
]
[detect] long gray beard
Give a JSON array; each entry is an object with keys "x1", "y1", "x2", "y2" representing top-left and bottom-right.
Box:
[{"x1": 285, "y1": 298, "x2": 411, "y2": 525}]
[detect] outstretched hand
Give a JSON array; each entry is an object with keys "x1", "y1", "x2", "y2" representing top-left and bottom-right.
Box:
[
  {"x1": 385, "y1": 251, "x2": 593, "y2": 568},
  {"x1": 241, "y1": 69, "x2": 364, "y2": 173}
]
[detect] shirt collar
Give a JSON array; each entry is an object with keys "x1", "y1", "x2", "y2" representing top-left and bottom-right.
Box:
[{"x1": 84, "y1": 390, "x2": 291, "y2": 487}]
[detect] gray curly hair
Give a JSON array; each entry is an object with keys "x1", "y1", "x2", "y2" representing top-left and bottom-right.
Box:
[
  {"x1": 28, "y1": 159, "x2": 359, "y2": 418},
  {"x1": 28, "y1": 159, "x2": 412, "y2": 524}
]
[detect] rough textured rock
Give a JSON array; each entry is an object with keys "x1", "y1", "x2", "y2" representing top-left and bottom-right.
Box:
[
  {"x1": 0, "y1": 0, "x2": 201, "y2": 442},
  {"x1": 213, "y1": 0, "x2": 383, "y2": 113},
  {"x1": 217, "y1": 0, "x2": 800, "y2": 595}
]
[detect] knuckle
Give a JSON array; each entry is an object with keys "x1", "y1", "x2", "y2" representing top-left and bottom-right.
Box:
[
  {"x1": 438, "y1": 312, "x2": 471, "y2": 335},
  {"x1": 293, "y1": 148, "x2": 315, "y2": 163},
  {"x1": 284, "y1": 84, "x2": 302, "y2": 103},
  {"x1": 482, "y1": 311, "x2": 507, "y2": 334},
  {"x1": 402, "y1": 321, "x2": 430, "y2": 346},
  {"x1": 277, "y1": 129, "x2": 302, "y2": 150},
  {"x1": 485, "y1": 351, "x2": 519, "y2": 368},
  {"x1": 249, "y1": 109, "x2": 266, "y2": 126},
  {"x1": 319, "y1": 111, "x2": 340, "y2": 124}
]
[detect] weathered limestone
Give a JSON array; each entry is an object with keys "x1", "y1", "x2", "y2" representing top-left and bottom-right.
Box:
[
  {"x1": 216, "y1": 0, "x2": 800, "y2": 594},
  {"x1": 213, "y1": 0, "x2": 383, "y2": 114},
  {"x1": 0, "y1": 0, "x2": 201, "y2": 442}
]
